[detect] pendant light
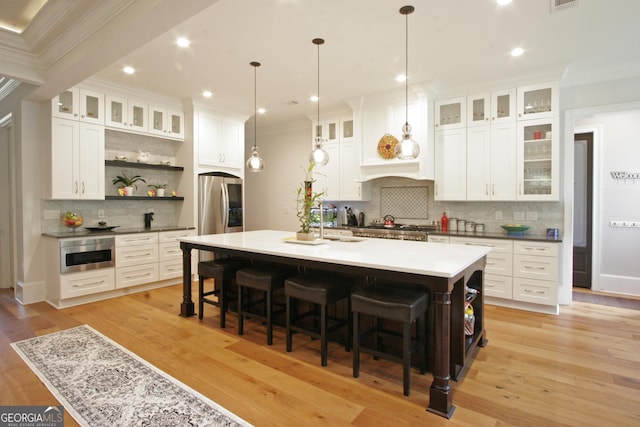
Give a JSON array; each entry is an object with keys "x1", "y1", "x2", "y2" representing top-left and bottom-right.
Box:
[
  {"x1": 246, "y1": 61, "x2": 264, "y2": 172},
  {"x1": 309, "y1": 38, "x2": 329, "y2": 166},
  {"x1": 395, "y1": 5, "x2": 420, "y2": 160}
]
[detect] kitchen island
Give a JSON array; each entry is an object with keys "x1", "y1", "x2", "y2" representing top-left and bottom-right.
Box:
[{"x1": 179, "y1": 230, "x2": 490, "y2": 418}]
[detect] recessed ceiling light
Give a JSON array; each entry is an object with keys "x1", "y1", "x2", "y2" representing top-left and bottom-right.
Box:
[
  {"x1": 123, "y1": 66, "x2": 135, "y2": 74},
  {"x1": 310, "y1": 95, "x2": 319, "y2": 102},
  {"x1": 497, "y1": 0, "x2": 512, "y2": 5},
  {"x1": 177, "y1": 37, "x2": 190, "y2": 48},
  {"x1": 257, "y1": 108, "x2": 266, "y2": 114},
  {"x1": 511, "y1": 47, "x2": 524, "y2": 57},
  {"x1": 202, "y1": 91, "x2": 212, "y2": 98},
  {"x1": 396, "y1": 74, "x2": 407, "y2": 82}
]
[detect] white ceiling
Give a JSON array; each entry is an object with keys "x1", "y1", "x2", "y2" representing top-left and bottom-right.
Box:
[{"x1": 2, "y1": 0, "x2": 640, "y2": 128}]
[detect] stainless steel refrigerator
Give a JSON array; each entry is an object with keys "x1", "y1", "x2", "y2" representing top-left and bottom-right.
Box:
[{"x1": 198, "y1": 172, "x2": 243, "y2": 261}]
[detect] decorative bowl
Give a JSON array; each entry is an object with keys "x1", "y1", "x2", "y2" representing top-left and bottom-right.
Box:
[{"x1": 501, "y1": 224, "x2": 530, "y2": 236}]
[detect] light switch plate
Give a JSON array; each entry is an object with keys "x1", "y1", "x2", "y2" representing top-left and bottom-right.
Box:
[
  {"x1": 513, "y1": 211, "x2": 525, "y2": 221},
  {"x1": 495, "y1": 211, "x2": 503, "y2": 220},
  {"x1": 525, "y1": 211, "x2": 538, "y2": 221}
]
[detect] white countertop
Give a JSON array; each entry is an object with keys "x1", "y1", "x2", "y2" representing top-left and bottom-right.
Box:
[{"x1": 181, "y1": 230, "x2": 491, "y2": 279}]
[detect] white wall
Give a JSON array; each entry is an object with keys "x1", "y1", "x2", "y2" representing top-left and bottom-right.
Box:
[
  {"x1": 575, "y1": 111, "x2": 640, "y2": 295},
  {"x1": 0, "y1": 123, "x2": 11, "y2": 288},
  {"x1": 244, "y1": 121, "x2": 312, "y2": 232}
]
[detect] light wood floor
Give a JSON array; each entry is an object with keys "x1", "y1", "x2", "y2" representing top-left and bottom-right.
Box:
[{"x1": 2, "y1": 284, "x2": 639, "y2": 426}]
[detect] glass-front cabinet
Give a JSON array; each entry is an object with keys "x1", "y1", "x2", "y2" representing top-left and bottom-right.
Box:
[
  {"x1": 148, "y1": 105, "x2": 184, "y2": 140},
  {"x1": 516, "y1": 117, "x2": 559, "y2": 200},
  {"x1": 467, "y1": 89, "x2": 515, "y2": 127},
  {"x1": 106, "y1": 95, "x2": 148, "y2": 133},
  {"x1": 516, "y1": 82, "x2": 558, "y2": 120},
  {"x1": 52, "y1": 88, "x2": 104, "y2": 125},
  {"x1": 435, "y1": 97, "x2": 466, "y2": 130}
]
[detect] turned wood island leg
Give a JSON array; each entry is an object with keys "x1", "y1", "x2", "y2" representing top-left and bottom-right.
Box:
[
  {"x1": 428, "y1": 290, "x2": 454, "y2": 418},
  {"x1": 180, "y1": 242, "x2": 195, "y2": 317}
]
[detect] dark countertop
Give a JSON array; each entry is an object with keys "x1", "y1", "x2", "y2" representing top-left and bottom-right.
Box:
[
  {"x1": 42, "y1": 226, "x2": 195, "y2": 239},
  {"x1": 427, "y1": 230, "x2": 563, "y2": 243}
]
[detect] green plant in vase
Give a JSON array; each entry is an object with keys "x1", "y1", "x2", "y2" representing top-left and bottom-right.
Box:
[
  {"x1": 147, "y1": 183, "x2": 168, "y2": 197},
  {"x1": 112, "y1": 171, "x2": 146, "y2": 196},
  {"x1": 296, "y1": 163, "x2": 324, "y2": 240}
]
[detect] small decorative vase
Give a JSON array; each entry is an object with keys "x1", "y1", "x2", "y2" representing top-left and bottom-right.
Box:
[
  {"x1": 156, "y1": 188, "x2": 165, "y2": 197},
  {"x1": 296, "y1": 231, "x2": 315, "y2": 241},
  {"x1": 124, "y1": 186, "x2": 134, "y2": 196}
]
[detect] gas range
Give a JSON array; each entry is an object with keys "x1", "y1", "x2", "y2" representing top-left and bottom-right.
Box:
[{"x1": 350, "y1": 224, "x2": 438, "y2": 241}]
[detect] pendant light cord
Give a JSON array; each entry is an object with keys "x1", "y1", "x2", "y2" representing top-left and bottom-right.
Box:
[
  {"x1": 405, "y1": 10, "x2": 409, "y2": 126},
  {"x1": 254, "y1": 63, "x2": 257, "y2": 150}
]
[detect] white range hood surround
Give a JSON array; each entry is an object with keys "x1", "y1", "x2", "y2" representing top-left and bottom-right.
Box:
[{"x1": 347, "y1": 86, "x2": 434, "y2": 182}]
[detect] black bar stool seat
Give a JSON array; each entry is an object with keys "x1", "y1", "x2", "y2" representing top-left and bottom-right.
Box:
[
  {"x1": 198, "y1": 257, "x2": 250, "y2": 327},
  {"x1": 351, "y1": 283, "x2": 429, "y2": 396},
  {"x1": 236, "y1": 265, "x2": 296, "y2": 345},
  {"x1": 285, "y1": 274, "x2": 354, "y2": 366}
]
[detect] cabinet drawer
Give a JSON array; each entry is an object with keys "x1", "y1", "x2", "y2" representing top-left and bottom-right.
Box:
[
  {"x1": 485, "y1": 252, "x2": 513, "y2": 276},
  {"x1": 428, "y1": 235, "x2": 450, "y2": 243},
  {"x1": 159, "y1": 230, "x2": 196, "y2": 243},
  {"x1": 514, "y1": 254, "x2": 558, "y2": 281},
  {"x1": 116, "y1": 233, "x2": 158, "y2": 246},
  {"x1": 158, "y1": 242, "x2": 182, "y2": 261},
  {"x1": 116, "y1": 243, "x2": 158, "y2": 267},
  {"x1": 159, "y1": 259, "x2": 183, "y2": 280},
  {"x1": 513, "y1": 241, "x2": 558, "y2": 257},
  {"x1": 60, "y1": 268, "x2": 115, "y2": 299},
  {"x1": 513, "y1": 277, "x2": 557, "y2": 305},
  {"x1": 116, "y1": 263, "x2": 158, "y2": 288},
  {"x1": 484, "y1": 273, "x2": 513, "y2": 299},
  {"x1": 449, "y1": 237, "x2": 513, "y2": 253}
]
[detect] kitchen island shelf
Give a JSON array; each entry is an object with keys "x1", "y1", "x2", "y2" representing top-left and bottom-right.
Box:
[
  {"x1": 105, "y1": 160, "x2": 184, "y2": 171},
  {"x1": 105, "y1": 196, "x2": 184, "y2": 201}
]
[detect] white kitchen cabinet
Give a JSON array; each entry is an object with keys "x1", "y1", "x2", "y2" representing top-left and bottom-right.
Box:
[
  {"x1": 313, "y1": 114, "x2": 368, "y2": 201},
  {"x1": 115, "y1": 263, "x2": 159, "y2": 289},
  {"x1": 435, "y1": 97, "x2": 466, "y2": 130},
  {"x1": 60, "y1": 268, "x2": 115, "y2": 299},
  {"x1": 115, "y1": 233, "x2": 158, "y2": 289},
  {"x1": 466, "y1": 122, "x2": 517, "y2": 201},
  {"x1": 513, "y1": 241, "x2": 558, "y2": 306},
  {"x1": 105, "y1": 95, "x2": 148, "y2": 133},
  {"x1": 197, "y1": 110, "x2": 244, "y2": 171},
  {"x1": 149, "y1": 105, "x2": 184, "y2": 140},
  {"x1": 434, "y1": 128, "x2": 466, "y2": 200},
  {"x1": 516, "y1": 82, "x2": 558, "y2": 121},
  {"x1": 50, "y1": 118, "x2": 105, "y2": 200},
  {"x1": 516, "y1": 117, "x2": 559, "y2": 200},
  {"x1": 52, "y1": 87, "x2": 104, "y2": 125},
  {"x1": 158, "y1": 230, "x2": 196, "y2": 280}
]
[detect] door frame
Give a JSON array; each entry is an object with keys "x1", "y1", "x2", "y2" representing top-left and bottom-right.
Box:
[{"x1": 572, "y1": 131, "x2": 594, "y2": 288}]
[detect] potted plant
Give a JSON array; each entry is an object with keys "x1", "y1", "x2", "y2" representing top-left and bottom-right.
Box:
[
  {"x1": 296, "y1": 163, "x2": 324, "y2": 240},
  {"x1": 112, "y1": 171, "x2": 146, "y2": 196},
  {"x1": 148, "y1": 183, "x2": 168, "y2": 197}
]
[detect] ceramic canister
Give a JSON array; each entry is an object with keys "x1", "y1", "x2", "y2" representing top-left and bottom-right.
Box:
[
  {"x1": 449, "y1": 218, "x2": 458, "y2": 231},
  {"x1": 457, "y1": 219, "x2": 466, "y2": 232},
  {"x1": 475, "y1": 223, "x2": 485, "y2": 233},
  {"x1": 466, "y1": 221, "x2": 475, "y2": 232}
]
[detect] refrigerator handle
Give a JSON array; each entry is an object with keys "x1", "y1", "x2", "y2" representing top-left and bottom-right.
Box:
[{"x1": 221, "y1": 182, "x2": 229, "y2": 231}]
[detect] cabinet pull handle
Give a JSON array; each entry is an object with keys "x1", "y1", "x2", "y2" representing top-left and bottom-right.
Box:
[
  {"x1": 524, "y1": 246, "x2": 546, "y2": 251},
  {"x1": 82, "y1": 182, "x2": 85, "y2": 194},
  {"x1": 492, "y1": 184, "x2": 495, "y2": 195},
  {"x1": 73, "y1": 280, "x2": 105, "y2": 288},
  {"x1": 486, "y1": 261, "x2": 495, "y2": 266},
  {"x1": 524, "y1": 265, "x2": 546, "y2": 270},
  {"x1": 464, "y1": 242, "x2": 495, "y2": 247},
  {"x1": 75, "y1": 181, "x2": 78, "y2": 194},
  {"x1": 125, "y1": 272, "x2": 152, "y2": 279},
  {"x1": 125, "y1": 252, "x2": 152, "y2": 258},
  {"x1": 485, "y1": 184, "x2": 489, "y2": 195},
  {"x1": 524, "y1": 288, "x2": 545, "y2": 294},
  {"x1": 165, "y1": 267, "x2": 180, "y2": 272},
  {"x1": 124, "y1": 237, "x2": 153, "y2": 242}
]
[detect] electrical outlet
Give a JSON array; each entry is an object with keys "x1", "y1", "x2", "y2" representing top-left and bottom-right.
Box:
[
  {"x1": 610, "y1": 220, "x2": 640, "y2": 228},
  {"x1": 525, "y1": 211, "x2": 537, "y2": 221},
  {"x1": 98, "y1": 210, "x2": 105, "y2": 219},
  {"x1": 495, "y1": 211, "x2": 503, "y2": 220},
  {"x1": 513, "y1": 211, "x2": 525, "y2": 221}
]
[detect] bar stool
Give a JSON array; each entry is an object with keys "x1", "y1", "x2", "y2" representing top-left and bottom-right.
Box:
[
  {"x1": 351, "y1": 282, "x2": 429, "y2": 396},
  {"x1": 236, "y1": 264, "x2": 296, "y2": 345},
  {"x1": 198, "y1": 257, "x2": 249, "y2": 327},
  {"x1": 284, "y1": 273, "x2": 354, "y2": 366}
]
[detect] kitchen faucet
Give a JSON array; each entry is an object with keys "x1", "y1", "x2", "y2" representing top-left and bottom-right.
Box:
[{"x1": 144, "y1": 212, "x2": 154, "y2": 229}]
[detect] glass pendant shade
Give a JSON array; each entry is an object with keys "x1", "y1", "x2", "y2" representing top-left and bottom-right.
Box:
[
  {"x1": 398, "y1": 5, "x2": 419, "y2": 160},
  {"x1": 395, "y1": 123, "x2": 420, "y2": 159},
  {"x1": 309, "y1": 136, "x2": 329, "y2": 166},
  {"x1": 246, "y1": 61, "x2": 264, "y2": 172},
  {"x1": 247, "y1": 146, "x2": 264, "y2": 172}
]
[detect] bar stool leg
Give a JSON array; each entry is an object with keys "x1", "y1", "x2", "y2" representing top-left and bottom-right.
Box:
[
  {"x1": 345, "y1": 297, "x2": 352, "y2": 352},
  {"x1": 320, "y1": 303, "x2": 328, "y2": 366},
  {"x1": 419, "y1": 314, "x2": 427, "y2": 374},
  {"x1": 266, "y1": 289, "x2": 273, "y2": 345},
  {"x1": 219, "y1": 280, "x2": 226, "y2": 328},
  {"x1": 198, "y1": 276, "x2": 205, "y2": 320},
  {"x1": 403, "y1": 322, "x2": 411, "y2": 396},
  {"x1": 286, "y1": 295, "x2": 293, "y2": 352},
  {"x1": 238, "y1": 285, "x2": 244, "y2": 336},
  {"x1": 353, "y1": 311, "x2": 360, "y2": 378}
]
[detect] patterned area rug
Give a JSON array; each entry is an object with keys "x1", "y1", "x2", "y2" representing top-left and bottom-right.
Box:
[{"x1": 11, "y1": 325, "x2": 252, "y2": 427}]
